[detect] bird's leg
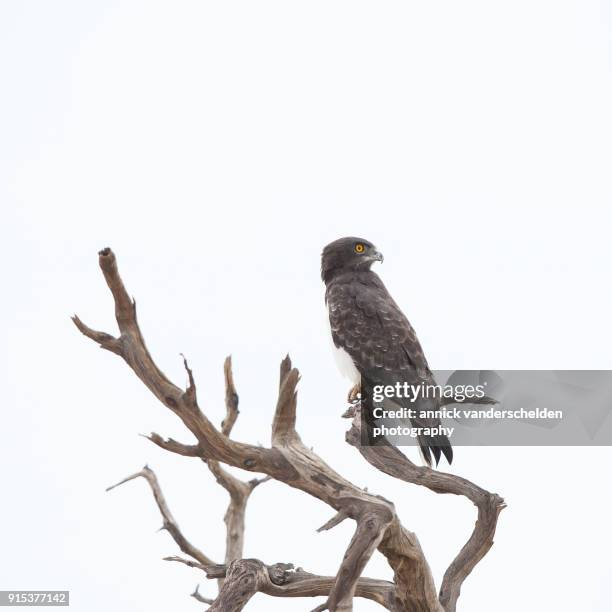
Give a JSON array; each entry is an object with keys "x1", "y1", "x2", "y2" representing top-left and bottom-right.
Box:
[{"x1": 347, "y1": 383, "x2": 361, "y2": 405}]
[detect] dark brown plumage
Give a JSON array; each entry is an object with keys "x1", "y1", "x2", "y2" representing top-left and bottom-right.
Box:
[{"x1": 322, "y1": 236, "x2": 452, "y2": 466}]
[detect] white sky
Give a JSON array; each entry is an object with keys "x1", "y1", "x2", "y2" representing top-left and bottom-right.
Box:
[{"x1": 1, "y1": 1, "x2": 612, "y2": 611}]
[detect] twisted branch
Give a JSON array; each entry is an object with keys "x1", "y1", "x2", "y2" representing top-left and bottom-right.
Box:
[
  {"x1": 74, "y1": 247, "x2": 504, "y2": 611},
  {"x1": 347, "y1": 411, "x2": 506, "y2": 612},
  {"x1": 106, "y1": 465, "x2": 215, "y2": 568}
]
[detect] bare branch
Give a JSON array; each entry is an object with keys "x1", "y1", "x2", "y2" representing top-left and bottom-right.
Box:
[
  {"x1": 97, "y1": 247, "x2": 138, "y2": 332},
  {"x1": 279, "y1": 355, "x2": 292, "y2": 390},
  {"x1": 71, "y1": 315, "x2": 122, "y2": 354},
  {"x1": 143, "y1": 432, "x2": 200, "y2": 456},
  {"x1": 164, "y1": 556, "x2": 210, "y2": 572},
  {"x1": 324, "y1": 501, "x2": 395, "y2": 611},
  {"x1": 439, "y1": 495, "x2": 506, "y2": 611},
  {"x1": 317, "y1": 511, "x2": 348, "y2": 533},
  {"x1": 205, "y1": 460, "x2": 250, "y2": 499},
  {"x1": 202, "y1": 564, "x2": 228, "y2": 579},
  {"x1": 200, "y1": 560, "x2": 397, "y2": 611},
  {"x1": 347, "y1": 405, "x2": 505, "y2": 612},
  {"x1": 271, "y1": 367, "x2": 301, "y2": 446},
  {"x1": 248, "y1": 475, "x2": 271, "y2": 490},
  {"x1": 204, "y1": 459, "x2": 251, "y2": 568},
  {"x1": 206, "y1": 559, "x2": 269, "y2": 612},
  {"x1": 181, "y1": 354, "x2": 197, "y2": 406},
  {"x1": 221, "y1": 356, "x2": 240, "y2": 436},
  {"x1": 74, "y1": 249, "x2": 273, "y2": 473},
  {"x1": 206, "y1": 355, "x2": 269, "y2": 571},
  {"x1": 107, "y1": 466, "x2": 215, "y2": 567},
  {"x1": 191, "y1": 584, "x2": 214, "y2": 605}
]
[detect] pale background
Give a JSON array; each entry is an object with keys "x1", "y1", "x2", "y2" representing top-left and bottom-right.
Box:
[{"x1": 1, "y1": 1, "x2": 612, "y2": 611}]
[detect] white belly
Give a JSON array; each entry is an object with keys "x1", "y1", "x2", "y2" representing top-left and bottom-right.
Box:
[
  {"x1": 324, "y1": 305, "x2": 360, "y2": 384},
  {"x1": 332, "y1": 343, "x2": 361, "y2": 384}
]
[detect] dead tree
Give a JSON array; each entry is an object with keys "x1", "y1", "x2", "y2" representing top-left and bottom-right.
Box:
[{"x1": 73, "y1": 248, "x2": 505, "y2": 612}]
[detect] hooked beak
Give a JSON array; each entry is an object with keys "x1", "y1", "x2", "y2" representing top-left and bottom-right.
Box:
[{"x1": 371, "y1": 249, "x2": 384, "y2": 263}]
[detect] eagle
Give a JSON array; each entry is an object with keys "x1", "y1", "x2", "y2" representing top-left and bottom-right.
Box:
[{"x1": 322, "y1": 236, "x2": 453, "y2": 467}]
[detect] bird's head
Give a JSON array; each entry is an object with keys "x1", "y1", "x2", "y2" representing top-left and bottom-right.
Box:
[{"x1": 321, "y1": 237, "x2": 384, "y2": 283}]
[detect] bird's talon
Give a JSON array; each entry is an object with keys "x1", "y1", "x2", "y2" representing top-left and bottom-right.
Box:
[{"x1": 347, "y1": 384, "x2": 361, "y2": 404}]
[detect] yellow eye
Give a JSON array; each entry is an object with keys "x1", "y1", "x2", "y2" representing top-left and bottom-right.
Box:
[{"x1": 354, "y1": 243, "x2": 365, "y2": 253}]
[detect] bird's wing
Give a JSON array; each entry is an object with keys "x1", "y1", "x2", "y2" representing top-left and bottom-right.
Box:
[
  {"x1": 326, "y1": 275, "x2": 431, "y2": 385},
  {"x1": 326, "y1": 274, "x2": 452, "y2": 466}
]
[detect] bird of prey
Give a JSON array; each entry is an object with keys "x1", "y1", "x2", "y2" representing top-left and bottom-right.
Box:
[{"x1": 322, "y1": 236, "x2": 452, "y2": 466}]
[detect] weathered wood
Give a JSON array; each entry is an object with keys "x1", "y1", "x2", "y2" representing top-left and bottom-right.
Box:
[
  {"x1": 207, "y1": 559, "x2": 267, "y2": 611},
  {"x1": 106, "y1": 466, "x2": 215, "y2": 567},
  {"x1": 199, "y1": 561, "x2": 399, "y2": 610},
  {"x1": 346, "y1": 411, "x2": 506, "y2": 612},
  {"x1": 74, "y1": 248, "x2": 504, "y2": 611}
]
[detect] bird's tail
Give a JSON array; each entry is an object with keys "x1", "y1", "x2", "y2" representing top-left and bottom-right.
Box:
[
  {"x1": 417, "y1": 433, "x2": 453, "y2": 467},
  {"x1": 360, "y1": 376, "x2": 453, "y2": 467}
]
